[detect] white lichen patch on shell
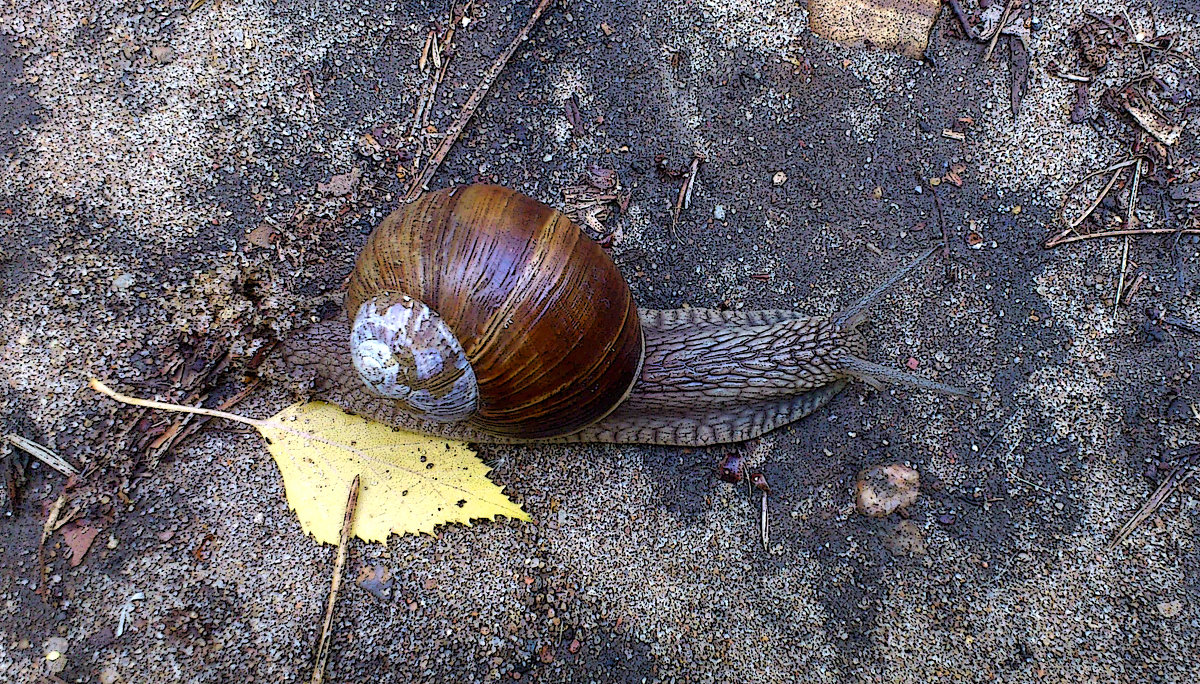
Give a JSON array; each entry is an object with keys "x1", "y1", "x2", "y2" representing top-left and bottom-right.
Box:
[{"x1": 350, "y1": 296, "x2": 478, "y2": 422}]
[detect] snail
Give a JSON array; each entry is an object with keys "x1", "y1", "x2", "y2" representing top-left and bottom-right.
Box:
[{"x1": 273, "y1": 184, "x2": 976, "y2": 446}]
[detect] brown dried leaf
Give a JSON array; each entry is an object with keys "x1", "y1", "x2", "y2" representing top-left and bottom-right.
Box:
[
  {"x1": 855, "y1": 464, "x2": 920, "y2": 517},
  {"x1": 1123, "y1": 102, "x2": 1185, "y2": 146},
  {"x1": 1070, "y1": 83, "x2": 1091, "y2": 124},
  {"x1": 565, "y1": 95, "x2": 585, "y2": 136},
  {"x1": 1008, "y1": 32, "x2": 1030, "y2": 116},
  {"x1": 317, "y1": 168, "x2": 362, "y2": 196},
  {"x1": 62, "y1": 521, "x2": 100, "y2": 567}
]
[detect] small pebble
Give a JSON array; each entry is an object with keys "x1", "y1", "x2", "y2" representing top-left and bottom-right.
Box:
[
  {"x1": 856, "y1": 464, "x2": 920, "y2": 518},
  {"x1": 150, "y1": 46, "x2": 175, "y2": 64},
  {"x1": 713, "y1": 204, "x2": 726, "y2": 220},
  {"x1": 1158, "y1": 600, "x2": 1183, "y2": 618}
]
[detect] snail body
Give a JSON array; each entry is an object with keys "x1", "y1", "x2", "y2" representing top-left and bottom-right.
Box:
[{"x1": 278, "y1": 184, "x2": 974, "y2": 446}]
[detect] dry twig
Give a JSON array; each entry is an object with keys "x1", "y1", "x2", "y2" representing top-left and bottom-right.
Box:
[
  {"x1": 311, "y1": 476, "x2": 361, "y2": 684},
  {"x1": 405, "y1": 0, "x2": 556, "y2": 201},
  {"x1": 671, "y1": 153, "x2": 704, "y2": 240},
  {"x1": 1108, "y1": 451, "x2": 1199, "y2": 551},
  {"x1": 982, "y1": 0, "x2": 1017, "y2": 61},
  {"x1": 760, "y1": 491, "x2": 769, "y2": 550},
  {"x1": 37, "y1": 493, "x2": 66, "y2": 602},
  {"x1": 928, "y1": 182, "x2": 951, "y2": 260},
  {"x1": 1113, "y1": 158, "x2": 1142, "y2": 316},
  {"x1": 1045, "y1": 226, "x2": 1200, "y2": 248},
  {"x1": 5, "y1": 435, "x2": 77, "y2": 477}
]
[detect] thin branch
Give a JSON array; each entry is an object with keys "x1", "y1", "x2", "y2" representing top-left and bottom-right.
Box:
[
  {"x1": 5, "y1": 435, "x2": 78, "y2": 477},
  {"x1": 982, "y1": 0, "x2": 1016, "y2": 61},
  {"x1": 311, "y1": 475, "x2": 361, "y2": 684},
  {"x1": 404, "y1": 0, "x2": 557, "y2": 201},
  {"x1": 1046, "y1": 227, "x2": 1200, "y2": 247},
  {"x1": 1069, "y1": 165, "x2": 1126, "y2": 229},
  {"x1": 1108, "y1": 459, "x2": 1198, "y2": 551},
  {"x1": 89, "y1": 379, "x2": 265, "y2": 430},
  {"x1": 929, "y1": 183, "x2": 950, "y2": 259},
  {"x1": 1114, "y1": 235, "x2": 1130, "y2": 318},
  {"x1": 1114, "y1": 158, "x2": 1142, "y2": 317}
]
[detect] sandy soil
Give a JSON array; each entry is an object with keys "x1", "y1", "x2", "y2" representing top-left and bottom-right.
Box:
[{"x1": 1, "y1": 0, "x2": 1198, "y2": 681}]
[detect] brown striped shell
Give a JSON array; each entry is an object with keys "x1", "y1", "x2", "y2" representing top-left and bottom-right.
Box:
[{"x1": 345, "y1": 184, "x2": 645, "y2": 440}]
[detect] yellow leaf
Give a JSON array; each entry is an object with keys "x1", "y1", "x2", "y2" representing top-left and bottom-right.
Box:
[{"x1": 258, "y1": 401, "x2": 529, "y2": 544}]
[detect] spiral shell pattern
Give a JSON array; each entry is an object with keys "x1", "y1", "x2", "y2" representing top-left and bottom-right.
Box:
[
  {"x1": 345, "y1": 185, "x2": 644, "y2": 439},
  {"x1": 349, "y1": 293, "x2": 478, "y2": 422}
]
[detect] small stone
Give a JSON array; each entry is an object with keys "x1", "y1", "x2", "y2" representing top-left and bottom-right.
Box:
[
  {"x1": 44, "y1": 636, "x2": 68, "y2": 674},
  {"x1": 772, "y1": 171, "x2": 787, "y2": 186},
  {"x1": 855, "y1": 463, "x2": 920, "y2": 518},
  {"x1": 150, "y1": 46, "x2": 175, "y2": 64},
  {"x1": 1158, "y1": 600, "x2": 1183, "y2": 618},
  {"x1": 713, "y1": 204, "x2": 726, "y2": 220},
  {"x1": 1166, "y1": 397, "x2": 1192, "y2": 422},
  {"x1": 99, "y1": 665, "x2": 120, "y2": 684},
  {"x1": 112, "y1": 273, "x2": 134, "y2": 290}
]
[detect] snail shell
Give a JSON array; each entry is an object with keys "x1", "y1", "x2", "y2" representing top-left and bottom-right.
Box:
[{"x1": 345, "y1": 184, "x2": 644, "y2": 440}]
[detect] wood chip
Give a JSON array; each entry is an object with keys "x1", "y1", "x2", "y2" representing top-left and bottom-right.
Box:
[
  {"x1": 1123, "y1": 102, "x2": 1185, "y2": 146},
  {"x1": 6, "y1": 435, "x2": 78, "y2": 477}
]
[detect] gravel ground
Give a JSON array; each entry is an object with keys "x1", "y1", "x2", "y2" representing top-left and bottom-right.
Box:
[{"x1": 1, "y1": 0, "x2": 1199, "y2": 681}]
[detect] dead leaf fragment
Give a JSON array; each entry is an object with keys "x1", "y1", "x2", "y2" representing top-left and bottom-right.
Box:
[
  {"x1": 1123, "y1": 102, "x2": 1184, "y2": 146},
  {"x1": 1070, "y1": 83, "x2": 1091, "y2": 124},
  {"x1": 565, "y1": 95, "x2": 585, "y2": 136},
  {"x1": 62, "y1": 520, "x2": 100, "y2": 567},
  {"x1": 317, "y1": 168, "x2": 362, "y2": 196},
  {"x1": 246, "y1": 222, "x2": 278, "y2": 248},
  {"x1": 150, "y1": 46, "x2": 175, "y2": 64},
  {"x1": 1158, "y1": 600, "x2": 1183, "y2": 618},
  {"x1": 943, "y1": 163, "x2": 967, "y2": 187},
  {"x1": 808, "y1": 0, "x2": 941, "y2": 59},
  {"x1": 356, "y1": 564, "x2": 394, "y2": 601}
]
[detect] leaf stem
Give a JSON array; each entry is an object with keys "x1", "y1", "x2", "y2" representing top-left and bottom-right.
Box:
[{"x1": 88, "y1": 379, "x2": 265, "y2": 429}]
